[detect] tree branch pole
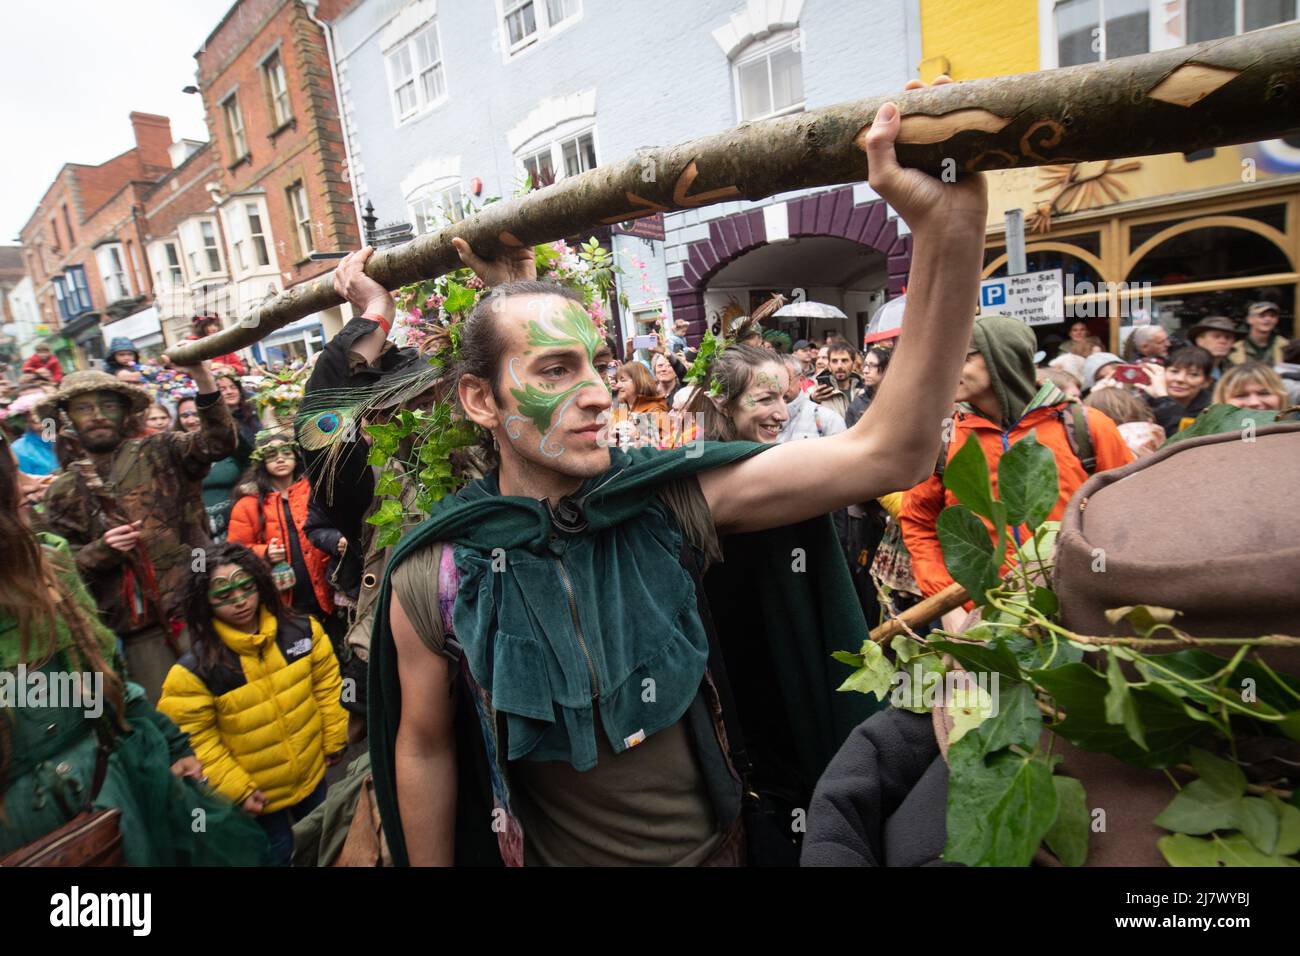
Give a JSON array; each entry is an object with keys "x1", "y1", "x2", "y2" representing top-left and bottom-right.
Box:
[{"x1": 166, "y1": 22, "x2": 1300, "y2": 365}]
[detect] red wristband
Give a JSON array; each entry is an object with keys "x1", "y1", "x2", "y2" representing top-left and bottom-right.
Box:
[{"x1": 363, "y1": 311, "x2": 391, "y2": 334}]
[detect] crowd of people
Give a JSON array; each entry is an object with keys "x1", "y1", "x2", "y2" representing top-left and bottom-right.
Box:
[{"x1": 1, "y1": 83, "x2": 1296, "y2": 869}]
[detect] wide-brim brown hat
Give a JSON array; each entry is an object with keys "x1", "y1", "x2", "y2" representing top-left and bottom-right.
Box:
[
  {"x1": 1054, "y1": 421, "x2": 1300, "y2": 642},
  {"x1": 1187, "y1": 315, "x2": 1244, "y2": 340},
  {"x1": 37, "y1": 369, "x2": 151, "y2": 421}
]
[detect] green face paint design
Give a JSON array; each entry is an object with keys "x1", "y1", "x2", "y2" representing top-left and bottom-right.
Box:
[
  {"x1": 504, "y1": 299, "x2": 605, "y2": 457},
  {"x1": 742, "y1": 370, "x2": 783, "y2": 408}
]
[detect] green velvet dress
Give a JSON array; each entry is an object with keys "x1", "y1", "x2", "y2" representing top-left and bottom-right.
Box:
[{"x1": 0, "y1": 534, "x2": 270, "y2": 866}]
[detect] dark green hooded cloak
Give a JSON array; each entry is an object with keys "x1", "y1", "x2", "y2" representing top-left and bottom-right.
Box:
[{"x1": 367, "y1": 443, "x2": 881, "y2": 865}]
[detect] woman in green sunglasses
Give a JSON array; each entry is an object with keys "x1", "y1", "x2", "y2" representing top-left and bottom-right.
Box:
[{"x1": 157, "y1": 542, "x2": 349, "y2": 866}]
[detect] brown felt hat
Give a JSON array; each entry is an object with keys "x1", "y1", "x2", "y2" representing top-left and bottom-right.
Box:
[
  {"x1": 1053, "y1": 421, "x2": 1300, "y2": 644},
  {"x1": 36, "y1": 369, "x2": 151, "y2": 421},
  {"x1": 1187, "y1": 315, "x2": 1244, "y2": 340}
]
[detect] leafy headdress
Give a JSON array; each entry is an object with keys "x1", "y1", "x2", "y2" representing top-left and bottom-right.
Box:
[{"x1": 683, "y1": 292, "x2": 785, "y2": 409}]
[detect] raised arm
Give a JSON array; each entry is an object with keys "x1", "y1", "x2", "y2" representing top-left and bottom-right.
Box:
[
  {"x1": 700, "y1": 82, "x2": 987, "y2": 535},
  {"x1": 164, "y1": 360, "x2": 237, "y2": 467}
]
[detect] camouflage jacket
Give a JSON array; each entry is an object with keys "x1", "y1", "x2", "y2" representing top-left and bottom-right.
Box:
[{"x1": 38, "y1": 394, "x2": 236, "y2": 636}]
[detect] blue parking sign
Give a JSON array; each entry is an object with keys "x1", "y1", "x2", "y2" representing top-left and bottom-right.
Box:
[{"x1": 981, "y1": 283, "x2": 1006, "y2": 308}]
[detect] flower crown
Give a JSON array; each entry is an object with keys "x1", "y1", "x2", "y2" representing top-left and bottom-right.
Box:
[{"x1": 249, "y1": 428, "x2": 298, "y2": 462}]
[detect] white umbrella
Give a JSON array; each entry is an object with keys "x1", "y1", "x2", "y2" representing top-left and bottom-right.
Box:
[
  {"x1": 772, "y1": 301, "x2": 847, "y2": 320},
  {"x1": 864, "y1": 295, "x2": 906, "y2": 344}
]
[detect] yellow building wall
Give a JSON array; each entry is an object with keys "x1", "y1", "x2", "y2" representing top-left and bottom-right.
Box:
[{"x1": 918, "y1": 0, "x2": 1040, "y2": 81}]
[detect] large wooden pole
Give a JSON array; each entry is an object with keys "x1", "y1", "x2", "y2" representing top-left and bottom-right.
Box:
[{"x1": 167, "y1": 22, "x2": 1300, "y2": 365}]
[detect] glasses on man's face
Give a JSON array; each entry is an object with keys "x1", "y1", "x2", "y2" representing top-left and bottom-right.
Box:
[
  {"x1": 208, "y1": 573, "x2": 257, "y2": 606},
  {"x1": 864, "y1": 362, "x2": 881, "y2": 371}
]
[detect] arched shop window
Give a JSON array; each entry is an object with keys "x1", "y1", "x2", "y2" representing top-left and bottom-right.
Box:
[
  {"x1": 1146, "y1": 286, "x2": 1294, "y2": 339},
  {"x1": 1127, "y1": 225, "x2": 1291, "y2": 288},
  {"x1": 1126, "y1": 225, "x2": 1294, "y2": 337}
]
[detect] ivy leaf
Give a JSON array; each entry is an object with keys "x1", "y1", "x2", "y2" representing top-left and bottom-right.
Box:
[
  {"x1": 1154, "y1": 779, "x2": 1241, "y2": 834},
  {"x1": 1235, "y1": 797, "x2": 1281, "y2": 855},
  {"x1": 997, "y1": 432, "x2": 1058, "y2": 531},
  {"x1": 374, "y1": 469, "x2": 404, "y2": 498},
  {"x1": 936, "y1": 504, "x2": 1000, "y2": 603},
  {"x1": 1133, "y1": 650, "x2": 1300, "y2": 715},
  {"x1": 365, "y1": 498, "x2": 405, "y2": 528},
  {"x1": 375, "y1": 523, "x2": 404, "y2": 549},
  {"x1": 927, "y1": 638, "x2": 1024, "y2": 683},
  {"x1": 890, "y1": 634, "x2": 923, "y2": 663},
  {"x1": 997, "y1": 632, "x2": 1082, "y2": 671},
  {"x1": 1153, "y1": 778, "x2": 1278, "y2": 854},
  {"x1": 1267, "y1": 794, "x2": 1300, "y2": 856},
  {"x1": 836, "y1": 640, "x2": 895, "y2": 702},
  {"x1": 1031, "y1": 663, "x2": 1208, "y2": 767},
  {"x1": 1104, "y1": 652, "x2": 1147, "y2": 751},
  {"x1": 1030, "y1": 586, "x2": 1059, "y2": 618},
  {"x1": 942, "y1": 434, "x2": 994, "y2": 521},
  {"x1": 1104, "y1": 605, "x2": 1180, "y2": 636},
  {"x1": 1043, "y1": 776, "x2": 1090, "y2": 867},
  {"x1": 1160, "y1": 833, "x2": 1299, "y2": 867},
  {"x1": 442, "y1": 279, "x2": 477, "y2": 315},
  {"x1": 1016, "y1": 520, "x2": 1059, "y2": 570},
  {"x1": 944, "y1": 740, "x2": 1058, "y2": 867},
  {"x1": 1163, "y1": 404, "x2": 1278, "y2": 445},
  {"x1": 1188, "y1": 747, "x2": 1247, "y2": 798},
  {"x1": 892, "y1": 651, "x2": 948, "y2": 713},
  {"x1": 1157, "y1": 832, "x2": 1228, "y2": 867},
  {"x1": 830, "y1": 650, "x2": 863, "y2": 668}
]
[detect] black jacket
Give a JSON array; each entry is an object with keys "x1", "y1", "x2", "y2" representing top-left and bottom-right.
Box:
[
  {"x1": 802, "y1": 708, "x2": 955, "y2": 867},
  {"x1": 1149, "y1": 388, "x2": 1210, "y2": 437}
]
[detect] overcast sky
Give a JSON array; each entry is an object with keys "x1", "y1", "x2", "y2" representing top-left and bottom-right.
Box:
[{"x1": 0, "y1": 0, "x2": 235, "y2": 242}]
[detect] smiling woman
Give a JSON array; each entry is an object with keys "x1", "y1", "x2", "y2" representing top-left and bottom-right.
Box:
[{"x1": 693, "y1": 344, "x2": 790, "y2": 443}]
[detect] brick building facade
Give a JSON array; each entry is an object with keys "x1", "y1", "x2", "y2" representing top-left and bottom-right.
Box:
[
  {"x1": 195, "y1": 0, "x2": 360, "y2": 361},
  {"x1": 18, "y1": 112, "x2": 175, "y2": 368}
]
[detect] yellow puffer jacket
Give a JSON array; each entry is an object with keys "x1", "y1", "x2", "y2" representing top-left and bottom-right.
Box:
[{"x1": 158, "y1": 607, "x2": 349, "y2": 813}]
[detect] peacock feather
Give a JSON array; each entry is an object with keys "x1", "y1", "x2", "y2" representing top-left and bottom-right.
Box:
[{"x1": 298, "y1": 407, "x2": 356, "y2": 451}]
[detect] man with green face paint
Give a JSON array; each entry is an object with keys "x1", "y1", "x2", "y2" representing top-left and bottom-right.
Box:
[
  {"x1": 344, "y1": 83, "x2": 991, "y2": 866},
  {"x1": 37, "y1": 366, "x2": 236, "y2": 701}
]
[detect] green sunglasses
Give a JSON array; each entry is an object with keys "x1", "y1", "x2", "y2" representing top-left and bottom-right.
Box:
[{"x1": 208, "y1": 572, "x2": 258, "y2": 606}]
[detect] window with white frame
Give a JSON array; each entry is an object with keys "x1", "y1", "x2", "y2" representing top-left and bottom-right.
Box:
[
  {"x1": 246, "y1": 203, "x2": 271, "y2": 266},
  {"x1": 182, "y1": 219, "x2": 224, "y2": 277},
  {"x1": 732, "y1": 31, "x2": 804, "y2": 122},
  {"x1": 286, "y1": 182, "x2": 314, "y2": 258},
  {"x1": 561, "y1": 131, "x2": 597, "y2": 177},
  {"x1": 386, "y1": 22, "x2": 446, "y2": 123},
  {"x1": 1186, "y1": 0, "x2": 1296, "y2": 41},
  {"x1": 500, "y1": 0, "x2": 581, "y2": 56},
  {"x1": 409, "y1": 183, "x2": 464, "y2": 234},
  {"x1": 150, "y1": 241, "x2": 184, "y2": 288},
  {"x1": 1048, "y1": 0, "x2": 1293, "y2": 67},
  {"x1": 1054, "y1": 0, "x2": 1149, "y2": 65},
  {"x1": 521, "y1": 145, "x2": 556, "y2": 186},
  {"x1": 223, "y1": 94, "x2": 248, "y2": 159},
  {"x1": 97, "y1": 244, "x2": 130, "y2": 302},
  {"x1": 263, "y1": 51, "x2": 292, "y2": 128},
  {"x1": 200, "y1": 220, "x2": 222, "y2": 273},
  {"x1": 518, "y1": 127, "x2": 595, "y2": 188}
]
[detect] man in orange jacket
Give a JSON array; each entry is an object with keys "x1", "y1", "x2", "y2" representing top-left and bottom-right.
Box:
[{"x1": 900, "y1": 314, "x2": 1133, "y2": 601}]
